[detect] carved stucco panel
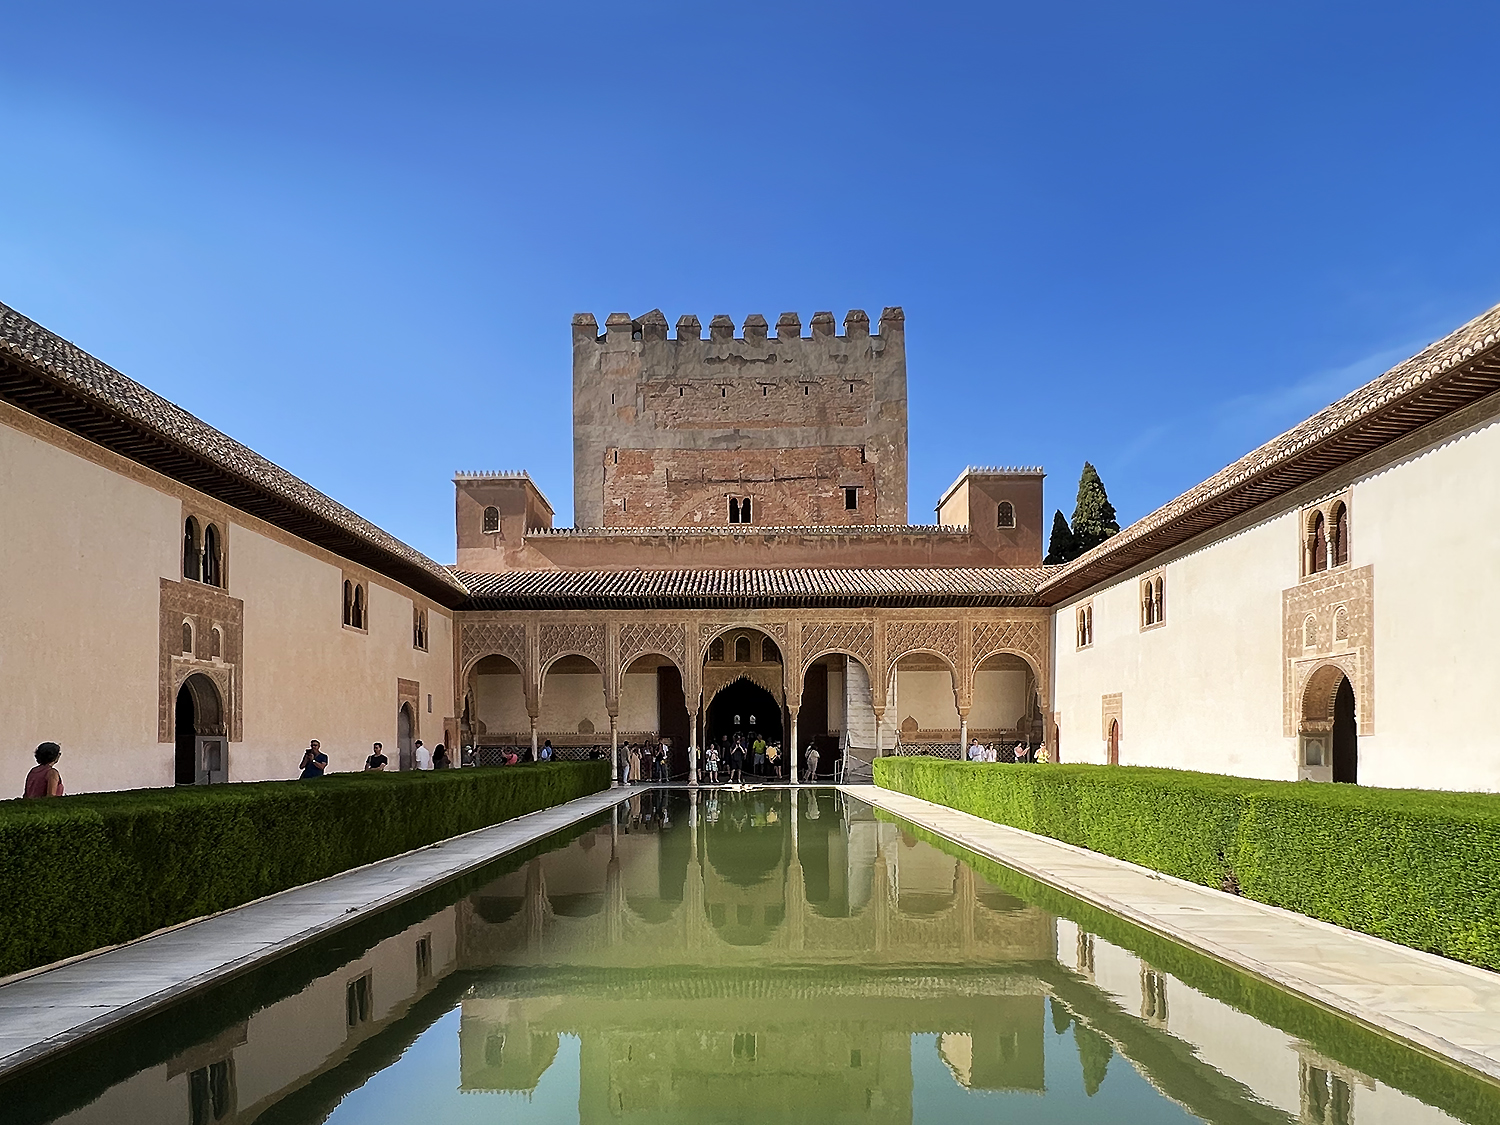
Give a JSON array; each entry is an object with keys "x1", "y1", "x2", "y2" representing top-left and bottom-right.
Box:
[
  {"x1": 539, "y1": 622, "x2": 608, "y2": 674},
  {"x1": 460, "y1": 620, "x2": 528, "y2": 679},
  {"x1": 620, "y1": 621, "x2": 687, "y2": 672},
  {"x1": 885, "y1": 620, "x2": 962, "y2": 677},
  {"x1": 799, "y1": 621, "x2": 875, "y2": 670}
]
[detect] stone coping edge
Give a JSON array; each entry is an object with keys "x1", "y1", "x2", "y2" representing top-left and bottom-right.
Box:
[
  {"x1": 845, "y1": 784, "x2": 1500, "y2": 1086},
  {"x1": 0, "y1": 786, "x2": 628, "y2": 1082}
]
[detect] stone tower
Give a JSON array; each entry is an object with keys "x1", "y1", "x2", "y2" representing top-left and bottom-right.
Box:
[{"x1": 572, "y1": 308, "x2": 909, "y2": 529}]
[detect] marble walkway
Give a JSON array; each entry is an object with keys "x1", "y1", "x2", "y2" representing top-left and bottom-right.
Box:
[
  {"x1": 0, "y1": 786, "x2": 625, "y2": 1080},
  {"x1": 850, "y1": 784, "x2": 1500, "y2": 1084}
]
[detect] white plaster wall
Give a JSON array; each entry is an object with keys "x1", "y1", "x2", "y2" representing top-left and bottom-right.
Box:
[
  {"x1": 231, "y1": 527, "x2": 453, "y2": 778},
  {"x1": 475, "y1": 672, "x2": 528, "y2": 734},
  {"x1": 0, "y1": 414, "x2": 454, "y2": 791},
  {"x1": 538, "y1": 671, "x2": 609, "y2": 733},
  {"x1": 1050, "y1": 508, "x2": 1297, "y2": 778},
  {"x1": 1049, "y1": 404, "x2": 1500, "y2": 790},
  {"x1": 970, "y1": 668, "x2": 1029, "y2": 730},
  {"x1": 0, "y1": 419, "x2": 177, "y2": 793},
  {"x1": 891, "y1": 668, "x2": 959, "y2": 731},
  {"x1": 1353, "y1": 414, "x2": 1500, "y2": 790},
  {"x1": 619, "y1": 671, "x2": 660, "y2": 732}
]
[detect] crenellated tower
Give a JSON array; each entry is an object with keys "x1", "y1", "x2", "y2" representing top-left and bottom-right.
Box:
[{"x1": 572, "y1": 308, "x2": 909, "y2": 529}]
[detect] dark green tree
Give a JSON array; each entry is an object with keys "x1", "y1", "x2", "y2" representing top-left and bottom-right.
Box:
[
  {"x1": 1074, "y1": 1021, "x2": 1113, "y2": 1097},
  {"x1": 1070, "y1": 462, "x2": 1120, "y2": 555},
  {"x1": 1044, "y1": 510, "x2": 1077, "y2": 565},
  {"x1": 1050, "y1": 997, "x2": 1074, "y2": 1036}
]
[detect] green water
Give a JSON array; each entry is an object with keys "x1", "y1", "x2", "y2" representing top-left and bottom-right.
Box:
[{"x1": 8, "y1": 789, "x2": 1497, "y2": 1124}]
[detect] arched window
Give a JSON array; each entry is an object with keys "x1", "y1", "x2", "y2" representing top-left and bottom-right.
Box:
[
  {"x1": 728, "y1": 498, "x2": 741, "y2": 524},
  {"x1": 183, "y1": 518, "x2": 201, "y2": 582},
  {"x1": 182, "y1": 621, "x2": 194, "y2": 654},
  {"x1": 741, "y1": 497, "x2": 752, "y2": 523},
  {"x1": 210, "y1": 628, "x2": 222, "y2": 659},
  {"x1": 352, "y1": 584, "x2": 365, "y2": 629},
  {"x1": 1303, "y1": 615, "x2": 1317, "y2": 648},
  {"x1": 997, "y1": 502, "x2": 1015, "y2": 528},
  {"x1": 1142, "y1": 583, "x2": 1155, "y2": 626},
  {"x1": 708, "y1": 637, "x2": 725, "y2": 662},
  {"x1": 413, "y1": 606, "x2": 428, "y2": 650},
  {"x1": 1154, "y1": 576, "x2": 1164, "y2": 623},
  {"x1": 1333, "y1": 606, "x2": 1349, "y2": 643},
  {"x1": 1076, "y1": 604, "x2": 1093, "y2": 648},
  {"x1": 343, "y1": 580, "x2": 354, "y2": 626},
  {"x1": 1310, "y1": 512, "x2": 1328, "y2": 574},
  {"x1": 1332, "y1": 503, "x2": 1349, "y2": 566},
  {"x1": 482, "y1": 506, "x2": 500, "y2": 534},
  {"x1": 734, "y1": 636, "x2": 751, "y2": 663},
  {"x1": 762, "y1": 637, "x2": 780, "y2": 663},
  {"x1": 202, "y1": 524, "x2": 222, "y2": 587}
]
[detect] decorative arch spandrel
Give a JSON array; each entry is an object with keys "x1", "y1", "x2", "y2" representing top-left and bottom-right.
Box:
[
  {"x1": 459, "y1": 620, "x2": 528, "y2": 683},
  {"x1": 970, "y1": 618, "x2": 1049, "y2": 697}
]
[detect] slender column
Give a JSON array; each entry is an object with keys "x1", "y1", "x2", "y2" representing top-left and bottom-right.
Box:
[
  {"x1": 958, "y1": 711, "x2": 969, "y2": 758},
  {"x1": 530, "y1": 714, "x2": 539, "y2": 758},
  {"x1": 688, "y1": 693, "x2": 700, "y2": 787},
  {"x1": 873, "y1": 708, "x2": 885, "y2": 762},
  {"x1": 610, "y1": 714, "x2": 620, "y2": 785},
  {"x1": 788, "y1": 705, "x2": 800, "y2": 785}
]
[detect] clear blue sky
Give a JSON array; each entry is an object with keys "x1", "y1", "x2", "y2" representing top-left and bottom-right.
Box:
[{"x1": 3, "y1": 1, "x2": 1498, "y2": 563}]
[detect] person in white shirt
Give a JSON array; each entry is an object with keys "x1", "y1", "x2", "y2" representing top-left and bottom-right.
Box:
[
  {"x1": 968, "y1": 739, "x2": 984, "y2": 762},
  {"x1": 414, "y1": 740, "x2": 433, "y2": 770}
]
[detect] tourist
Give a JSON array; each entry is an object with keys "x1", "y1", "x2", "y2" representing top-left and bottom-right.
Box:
[
  {"x1": 433, "y1": 743, "x2": 451, "y2": 769},
  {"x1": 659, "y1": 736, "x2": 671, "y2": 781},
  {"x1": 364, "y1": 742, "x2": 388, "y2": 771},
  {"x1": 629, "y1": 743, "x2": 643, "y2": 785},
  {"x1": 540, "y1": 740, "x2": 554, "y2": 762},
  {"x1": 805, "y1": 743, "x2": 820, "y2": 781},
  {"x1": 414, "y1": 740, "x2": 432, "y2": 770},
  {"x1": 299, "y1": 739, "x2": 327, "y2": 778},
  {"x1": 706, "y1": 741, "x2": 720, "y2": 784},
  {"x1": 501, "y1": 748, "x2": 519, "y2": 766},
  {"x1": 620, "y1": 744, "x2": 632, "y2": 785},
  {"x1": 767, "y1": 741, "x2": 781, "y2": 780},
  {"x1": 23, "y1": 742, "x2": 64, "y2": 798},
  {"x1": 729, "y1": 737, "x2": 746, "y2": 783},
  {"x1": 752, "y1": 734, "x2": 767, "y2": 777}
]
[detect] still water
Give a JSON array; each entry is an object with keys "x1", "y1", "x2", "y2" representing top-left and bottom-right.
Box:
[{"x1": 8, "y1": 789, "x2": 1497, "y2": 1124}]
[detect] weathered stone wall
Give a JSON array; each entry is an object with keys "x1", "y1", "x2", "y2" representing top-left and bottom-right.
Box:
[{"x1": 572, "y1": 308, "x2": 909, "y2": 529}]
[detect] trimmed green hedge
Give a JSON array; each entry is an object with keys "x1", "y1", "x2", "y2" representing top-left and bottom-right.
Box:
[
  {"x1": 873, "y1": 758, "x2": 1500, "y2": 970},
  {"x1": 0, "y1": 761, "x2": 610, "y2": 976}
]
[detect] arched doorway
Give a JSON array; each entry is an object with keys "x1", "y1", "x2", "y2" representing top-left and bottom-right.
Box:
[
  {"x1": 1333, "y1": 677, "x2": 1357, "y2": 784},
  {"x1": 1106, "y1": 720, "x2": 1120, "y2": 766},
  {"x1": 1300, "y1": 665, "x2": 1358, "y2": 784},
  {"x1": 175, "y1": 674, "x2": 226, "y2": 785},
  {"x1": 707, "y1": 678, "x2": 783, "y2": 762},
  {"x1": 398, "y1": 703, "x2": 415, "y2": 771}
]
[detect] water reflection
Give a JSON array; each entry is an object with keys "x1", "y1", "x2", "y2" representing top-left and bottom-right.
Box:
[{"x1": 21, "y1": 790, "x2": 1482, "y2": 1125}]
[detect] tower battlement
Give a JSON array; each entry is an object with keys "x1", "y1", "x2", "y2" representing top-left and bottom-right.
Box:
[{"x1": 572, "y1": 308, "x2": 909, "y2": 530}]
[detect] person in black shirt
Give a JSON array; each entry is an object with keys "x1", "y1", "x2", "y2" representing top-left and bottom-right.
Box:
[
  {"x1": 299, "y1": 740, "x2": 328, "y2": 778},
  {"x1": 364, "y1": 742, "x2": 389, "y2": 771}
]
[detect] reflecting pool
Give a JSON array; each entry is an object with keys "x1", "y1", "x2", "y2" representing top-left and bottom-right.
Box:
[{"x1": 7, "y1": 789, "x2": 1497, "y2": 1124}]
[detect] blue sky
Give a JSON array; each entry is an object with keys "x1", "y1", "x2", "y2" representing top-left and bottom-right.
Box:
[{"x1": 3, "y1": 1, "x2": 1498, "y2": 562}]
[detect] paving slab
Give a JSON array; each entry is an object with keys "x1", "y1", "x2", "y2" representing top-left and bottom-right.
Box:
[
  {"x1": 847, "y1": 784, "x2": 1500, "y2": 1085},
  {"x1": 0, "y1": 785, "x2": 625, "y2": 1080}
]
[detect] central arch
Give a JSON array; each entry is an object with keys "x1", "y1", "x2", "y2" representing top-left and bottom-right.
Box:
[
  {"x1": 1300, "y1": 663, "x2": 1357, "y2": 784},
  {"x1": 175, "y1": 673, "x2": 226, "y2": 785},
  {"x1": 706, "y1": 677, "x2": 783, "y2": 761}
]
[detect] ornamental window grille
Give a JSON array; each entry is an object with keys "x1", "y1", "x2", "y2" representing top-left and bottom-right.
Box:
[
  {"x1": 482, "y1": 505, "x2": 500, "y2": 533},
  {"x1": 998, "y1": 501, "x2": 1015, "y2": 528},
  {"x1": 708, "y1": 637, "x2": 725, "y2": 662}
]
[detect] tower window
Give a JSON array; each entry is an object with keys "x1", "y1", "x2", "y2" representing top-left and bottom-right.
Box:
[
  {"x1": 997, "y1": 502, "x2": 1015, "y2": 528},
  {"x1": 202, "y1": 524, "x2": 222, "y2": 587},
  {"x1": 679, "y1": 386, "x2": 684, "y2": 397},
  {"x1": 183, "y1": 517, "x2": 202, "y2": 582},
  {"x1": 720, "y1": 386, "x2": 727, "y2": 398},
  {"x1": 182, "y1": 621, "x2": 194, "y2": 655},
  {"x1": 729, "y1": 497, "x2": 753, "y2": 524},
  {"x1": 844, "y1": 487, "x2": 858, "y2": 511},
  {"x1": 482, "y1": 506, "x2": 500, "y2": 534},
  {"x1": 803, "y1": 385, "x2": 809, "y2": 395}
]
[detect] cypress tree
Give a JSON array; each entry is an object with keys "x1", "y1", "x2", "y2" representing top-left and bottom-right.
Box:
[
  {"x1": 1070, "y1": 462, "x2": 1120, "y2": 554},
  {"x1": 1044, "y1": 510, "x2": 1077, "y2": 565}
]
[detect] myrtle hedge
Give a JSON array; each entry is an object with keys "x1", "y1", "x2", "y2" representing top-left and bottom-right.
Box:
[
  {"x1": 873, "y1": 758, "x2": 1500, "y2": 971},
  {"x1": 0, "y1": 761, "x2": 609, "y2": 976}
]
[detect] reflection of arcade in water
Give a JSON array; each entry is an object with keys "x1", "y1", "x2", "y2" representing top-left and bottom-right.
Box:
[{"x1": 30, "y1": 791, "x2": 1477, "y2": 1125}]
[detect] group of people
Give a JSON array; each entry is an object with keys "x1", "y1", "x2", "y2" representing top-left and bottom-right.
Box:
[
  {"x1": 699, "y1": 734, "x2": 821, "y2": 784},
  {"x1": 296, "y1": 737, "x2": 457, "y2": 778},
  {"x1": 965, "y1": 739, "x2": 1041, "y2": 764},
  {"x1": 621, "y1": 738, "x2": 674, "y2": 784}
]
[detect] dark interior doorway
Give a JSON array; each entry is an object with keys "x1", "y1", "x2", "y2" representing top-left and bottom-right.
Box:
[
  {"x1": 656, "y1": 665, "x2": 691, "y2": 777},
  {"x1": 398, "y1": 704, "x2": 415, "y2": 772},
  {"x1": 1332, "y1": 676, "x2": 1357, "y2": 784},
  {"x1": 175, "y1": 674, "x2": 225, "y2": 785},
  {"x1": 706, "y1": 680, "x2": 783, "y2": 756}
]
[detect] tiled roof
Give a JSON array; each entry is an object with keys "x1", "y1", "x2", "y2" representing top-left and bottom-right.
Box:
[
  {"x1": 529, "y1": 524, "x2": 968, "y2": 538},
  {"x1": 458, "y1": 567, "x2": 1047, "y2": 610},
  {"x1": 0, "y1": 301, "x2": 470, "y2": 607},
  {"x1": 1038, "y1": 299, "x2": 1500, "y2": 604}
]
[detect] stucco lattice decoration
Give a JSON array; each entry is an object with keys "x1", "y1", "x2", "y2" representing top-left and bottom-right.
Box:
[
  {"x1": 698, "y1": 621, "x2": 788, "y2": 643},
  {"x1": 971, "y1": 619, "x2": 1046, "y2": 678},
  {"x1": 539, "y1": 622, "x2": 608, "y2": 673},
  {"x1": 159, "y1": 577, "x2": 243, "y2": 743},
  {"x1": 885, "y1": 620, "x2": 961, "y2": 674},
  {"x1": 1283, "y1": 565, "x2": 1373, "y2": 736},
  {"x1": 461, "y1": 620, "x2": 527, "y2": 677},
  {"x1": 799, "y1": 621, "x2": 875, "y2": 669},
  {"x1": 620, "y1": 621, "x2": 686, "y2": 672}
]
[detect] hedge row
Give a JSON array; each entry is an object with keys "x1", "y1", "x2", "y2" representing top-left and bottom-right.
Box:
[
  {"x1": 872, "y1": 758, "x2": 1500, "y2": 971},
  {"x1": 0, "y1": 761, "x2": 610, "y2": 976}
]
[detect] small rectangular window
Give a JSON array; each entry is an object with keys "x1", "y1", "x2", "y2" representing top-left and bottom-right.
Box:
[
  {"x1": 416, "y1": 935, "x2": 432, "y2": 979},
  {"x1": 844, "y1": 487, "x2": 858, "y2": 511},
  {"x1": 346, "y1": 973, "x2": 372, "y2": 1029}
]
